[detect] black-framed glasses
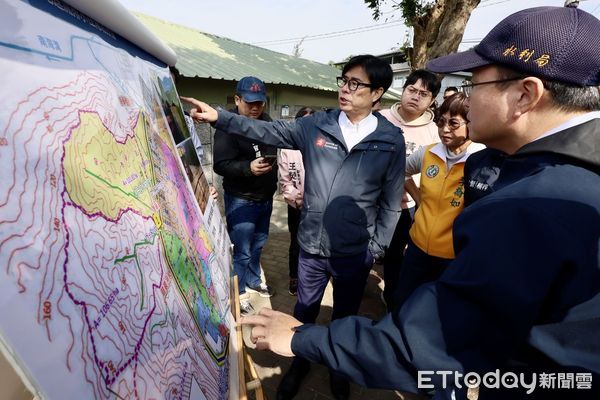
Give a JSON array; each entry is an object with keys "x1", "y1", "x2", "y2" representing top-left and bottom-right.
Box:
[
  {"x1": 436, "y1": 117, "x2": 467, "y2": 130},
  {"x1": 336, "y1": 76, "x2": 374, "y2": 92},
  {"x1": 404, "y1": 85, "x2": 432, "y2": 100},
  {"x1": 460, "y1": 77, "x2": 524, "y2": 97}
]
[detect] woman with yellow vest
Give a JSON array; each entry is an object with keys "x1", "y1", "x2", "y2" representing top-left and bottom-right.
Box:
[{"x1": 391, "y1": 92, "x2": 484, "y2": 310}]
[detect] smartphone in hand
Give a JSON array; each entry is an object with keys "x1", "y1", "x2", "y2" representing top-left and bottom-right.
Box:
[{"x1": 262, "y1": 154, "x2": 277, "y2": 166}]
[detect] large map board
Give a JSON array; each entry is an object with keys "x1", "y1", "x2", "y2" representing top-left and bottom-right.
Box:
[{"x1": 0, "y1": 0, "x2": 233, "y2": 398}]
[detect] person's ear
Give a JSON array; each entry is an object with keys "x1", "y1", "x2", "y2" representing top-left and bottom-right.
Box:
[
  {"x1": 513, "y1": 77, "x2": 545, "y2": 117},
  {"x1": 371, "y1": 87, "x2": 384, "y2": 103},
  {"x1": 234, "y1": 95, "x2": 242, "y2": 107}
]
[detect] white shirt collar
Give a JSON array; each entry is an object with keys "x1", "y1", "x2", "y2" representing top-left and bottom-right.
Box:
[
  {"x1": 338, "y1": 112, "x2": 378, "y2": 150},
  {"x1": 535, "y1": 111, "x2": 600, "y2": 141}
]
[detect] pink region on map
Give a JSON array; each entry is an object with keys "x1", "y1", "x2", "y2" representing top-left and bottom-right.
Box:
[{"x1": 158, "y1": 139, "x2": 212, "y2": 263}]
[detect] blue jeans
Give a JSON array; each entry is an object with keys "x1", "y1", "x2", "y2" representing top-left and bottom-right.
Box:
[{"x1": 224, "y1": 193, "x2": 273, "y2": 294}]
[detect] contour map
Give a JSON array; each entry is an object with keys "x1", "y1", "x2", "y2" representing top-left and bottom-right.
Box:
[{"x1": 0, "y1": 1, "x2": 231, "y2": 399}]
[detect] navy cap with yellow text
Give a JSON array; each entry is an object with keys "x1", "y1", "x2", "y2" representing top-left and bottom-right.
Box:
[{"x1": 427, "y1": 6, "x2": 600, "y2": 86}]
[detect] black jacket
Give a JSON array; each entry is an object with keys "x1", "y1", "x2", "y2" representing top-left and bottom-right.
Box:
[
  {"x1": 212, "y1": 109, "x2": 277, "y2": 201},
  {"x1": 463, "y1": 147, "x2": 506, "y2": 207}
]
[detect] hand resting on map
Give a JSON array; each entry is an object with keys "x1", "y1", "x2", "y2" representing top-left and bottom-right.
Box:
[{"x1": 240, "y1": 308, "x2": 301, "y2": 358}]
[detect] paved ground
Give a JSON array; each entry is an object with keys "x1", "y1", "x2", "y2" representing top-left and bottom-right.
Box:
[{"x1": 240, "y1": 195, "x2": 425, "y2": 400}]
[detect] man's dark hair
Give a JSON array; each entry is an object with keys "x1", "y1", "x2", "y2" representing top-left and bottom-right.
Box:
[
  {"x1": 295, "y1": 107, "x2": 315, "y2": 119},
  {"x1": 342, "y1": 55, "x2": 393, "y2": 96},
  {"x1": 444, "y1": 86, "x2": 458, "y2": 93},
  {"x1": 496, "y1": 66, "x2": 600, "y2": 112},
  {"x1": 543, "y1": 82, "x2": 600, "y2": 112},
  {"x1": 404, "y1": 69, "x2": 441, "y2": 97}
]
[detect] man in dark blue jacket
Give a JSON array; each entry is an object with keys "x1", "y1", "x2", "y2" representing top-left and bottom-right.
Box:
[
  {"x1": 184, "y1": 55, "x2": 405, "y2": 399},
  {"x1": 238, "y1": 6, "x2": 600, "y2": 400}
]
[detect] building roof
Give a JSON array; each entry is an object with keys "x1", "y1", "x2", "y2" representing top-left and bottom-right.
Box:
[{"x1": 133, "y1": 13, "x2": 342, "y2": 92}]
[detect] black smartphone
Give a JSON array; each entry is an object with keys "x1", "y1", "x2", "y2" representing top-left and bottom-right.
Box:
[{"x1": 262, "y1": 154, "x2": 277, "y2": 166}]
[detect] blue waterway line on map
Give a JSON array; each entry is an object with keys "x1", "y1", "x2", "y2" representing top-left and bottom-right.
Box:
[
  {"x1": 0, "y1": 35, "x2": 132, "y2": 97},
  {"x1": 0, "y1": 40, "x2": 73, "y2": 61}
]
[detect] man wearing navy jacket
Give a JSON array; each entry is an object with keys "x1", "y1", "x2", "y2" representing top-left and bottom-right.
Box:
[
  {"x1": 184, "y1": 55, "x2": 405, "y2": 399},
  {"x1": 182, "y1": 54, "x2": 405, "y2": 400},
  {"x1": 240, "y1": 5, "x2": 600, "y2": 400}
]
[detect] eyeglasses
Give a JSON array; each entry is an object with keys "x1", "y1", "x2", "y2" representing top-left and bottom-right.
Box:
[
  {"x1": 336, "y1": 76, "x2": 374, "y2": 92},
  {"x1": 404, "y1": 85, "x2": 432, "y2": 100},
  {"x1": 460, "y1": 77, "x2": 524, "y2": 97},
  {"x1": 436, "y1": 117, "x2": 467, "y2": 130}
]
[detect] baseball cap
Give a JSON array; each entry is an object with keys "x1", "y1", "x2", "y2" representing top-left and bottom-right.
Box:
[
  {"x1": 427, "y1": 6, "x2": 600, "y2": 86},
  {"x1": 236, "y1": 76, "x2": 267, "y2": 103}
]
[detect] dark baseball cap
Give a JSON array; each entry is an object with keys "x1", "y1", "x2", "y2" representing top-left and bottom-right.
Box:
[
  {"x1": 427, "y1": 6, "x2": 600, "y2": 86},
  {"x1": 236, "y1": 76, "x2": 267, "y2": 103}
]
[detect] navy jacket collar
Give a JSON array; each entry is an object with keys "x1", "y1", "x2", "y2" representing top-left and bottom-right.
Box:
[{"x1": 313, "y1": 109, "x2": 401, "y2": 147}]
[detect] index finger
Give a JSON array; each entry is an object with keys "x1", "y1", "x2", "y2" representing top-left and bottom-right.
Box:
[
  {"x1": 239, "y1": 314, "x2": 269, "y2": 327},
  {"x1": 180, "y1": 96, "x2": 203, "y2": 107}
]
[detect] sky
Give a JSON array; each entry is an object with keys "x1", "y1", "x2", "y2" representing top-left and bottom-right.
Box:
[{"x1": 118, "y1": 0, "x2": 600, "y2": 64}]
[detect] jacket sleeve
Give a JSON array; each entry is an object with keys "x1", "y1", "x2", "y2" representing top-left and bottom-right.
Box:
[
  {"x1": 278, "y1": 150, "x2": 302, "y2": 208},
  {"x1": 214, "y1": 110, "x2": 302, "y2": 150},
  {"x1": 212, "y1": 128, "x2": 252, "y2": 178},
  {"x1": 292, "y1": 195, "x2": 599, "y2": 392},
  {"x1": 368, "y1": 139, "x2": 406, "y2": 259},
  {"x1": 185, "y1": 114, "x2": 204, "y2": 161},
  {"x1": 405, "y1": 145, "x2": 426, "y2": 177}
]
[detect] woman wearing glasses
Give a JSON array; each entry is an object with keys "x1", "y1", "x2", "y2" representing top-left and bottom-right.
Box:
[{"x1": 391, "y1": 92, "x2": 484, "y2": 310}]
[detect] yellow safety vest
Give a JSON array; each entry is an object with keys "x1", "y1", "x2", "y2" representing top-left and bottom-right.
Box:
[{"x1": 409, "y1": 144, "x2": 466, "y2": 259}]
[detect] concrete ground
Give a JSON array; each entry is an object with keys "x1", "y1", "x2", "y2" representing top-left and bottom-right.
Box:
[{"x1": 240, "y1": 195, "x2": 426, "y2": 400}]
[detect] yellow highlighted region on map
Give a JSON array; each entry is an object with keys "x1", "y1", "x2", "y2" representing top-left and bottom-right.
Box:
[
  {"x1": 198, "y1": 225, "x2": 214, "y2": 254},
  {"x1": 64, "y1": 112, "x2": 154, "y2": 219},
  {"x1": 152, "y1": 212, "x2": 163, "y2": 229}
]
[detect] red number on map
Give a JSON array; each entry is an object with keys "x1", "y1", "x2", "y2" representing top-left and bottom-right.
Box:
[
  {"x1": 53, "y1": 218, "x2": 61, "y2": 232},
  {"x1": 0, "y1": 137, "x2": 7, "y2": 146},
  {"x1": 119, "y1": 320, "x2": 126, "y2": 334},
  {"x1": 43, "y1": 301, "x2": 52, "y2": 321},
  {"x1": 50, "y1": 174, "x2": 57, "y2": 188}
]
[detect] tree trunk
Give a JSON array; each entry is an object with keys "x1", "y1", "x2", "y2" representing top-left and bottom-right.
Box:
[{"x1": 409, "y1": 0, "x2": 481, "y2": 69}]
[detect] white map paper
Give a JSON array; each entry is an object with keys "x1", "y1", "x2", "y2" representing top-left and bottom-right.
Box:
[{"x1": 0, "y1": 1, "x2": 232, "y2": 398}]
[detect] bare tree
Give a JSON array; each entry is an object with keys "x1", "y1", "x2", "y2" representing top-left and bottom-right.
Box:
[
  {"x1": 292, "y1": 37, "x2": 306, "y2": 58},
  {"x1": 364, "y1": 0, "x2": 481, "y2": 69}
]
